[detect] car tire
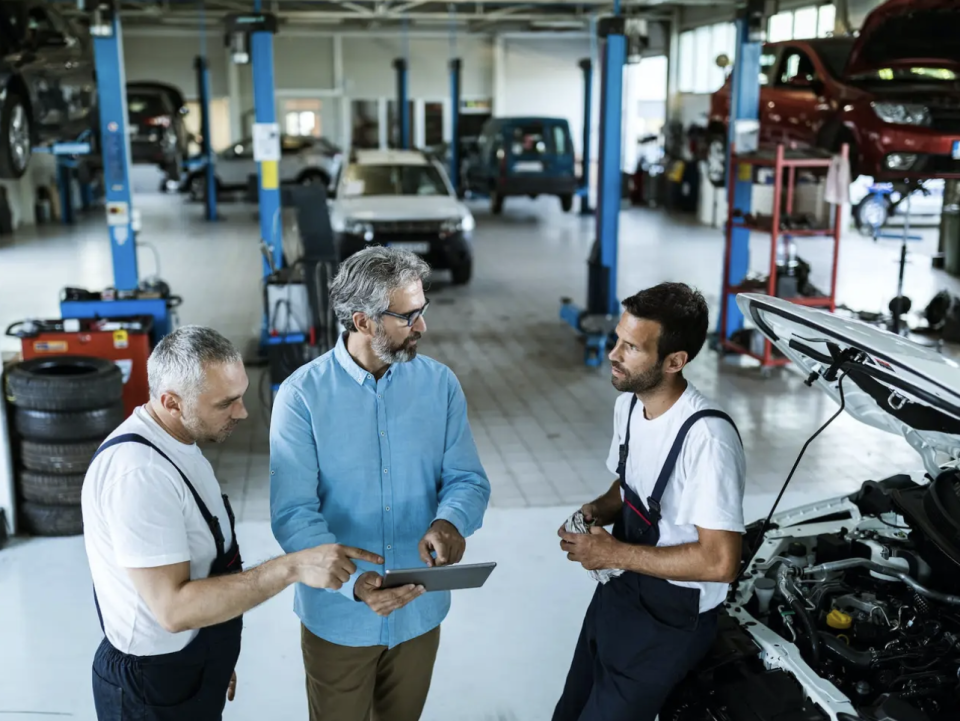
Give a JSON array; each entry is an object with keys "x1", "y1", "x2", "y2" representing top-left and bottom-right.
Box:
[
  {"x1": 20, "y1": 439, "x2": 103, "y2": 475},
  {"x1": 706, "y1": 130, "x2": 727, "y2": 188},
  {"x1": 0, "y1": 91, "x2": 31, "y2": 180},
  {"x1": 19, "y1": 471, "x2": 85, "y2": 506},
  {"x1": 491, "y1": 191, "x2": 504, "y2": 215},
  {"x1": 451, "y1": 261, "x2": 473, "y2": 286},
  {"x1": 5, "y1": 356, "x2": 123, "y2": 412},
  {"x1": 19, "y1": 502, "x2": 83, "y2": 537},
  {"x1": 14, "y1": 403, "x2": 126, "y2": 443},
  {"x1": 560, "y1": 194, "x2": 573, "y2": 212}
]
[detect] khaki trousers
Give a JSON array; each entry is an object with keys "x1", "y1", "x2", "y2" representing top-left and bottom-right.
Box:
[{"x1": 301, "y1": 624, "x2": 441, "y2": 721}]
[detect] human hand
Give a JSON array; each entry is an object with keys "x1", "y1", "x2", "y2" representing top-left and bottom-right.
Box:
[
  {"x1": 581, "y1": 502, "x2": 602, "y2": 525},
  {"x1": 418, "y1": 519, "x2": 465, "y2": 567},
  {"x1": 227, "y1": 671, "x2": 237, "y2": 702},
  {"x1": 292, "y1": 544, "x2": 384, "y2": 590},
  {"x1": 354, "y1": 571, "x2": 425, "y2": 617},
  {"x1": 558, "y1": 526, "x2": 624, "y2": 571}
]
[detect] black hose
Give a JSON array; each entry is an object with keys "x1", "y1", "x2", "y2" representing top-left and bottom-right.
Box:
[
  {"x1": 790, "y1": 598, "x2": 822, "y2": 668},
  {"x1": 819, "y1": 632, "x2": 873, "y2": 669}
]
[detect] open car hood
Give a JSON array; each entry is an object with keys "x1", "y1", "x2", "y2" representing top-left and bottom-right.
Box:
[
  {"x1": 845, "y1": 0, "x2": 960, "y2": 77},
  {"x1": 736, "y1": 294, "x2": 960, "y2": 478}
]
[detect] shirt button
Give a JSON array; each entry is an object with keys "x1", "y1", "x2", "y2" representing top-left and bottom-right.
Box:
[
  {"x1": 380, "y1": 431, "x2": 385, "y2": 436},
  {"x1": 386, "y1": 545, "x2": 392, "y2": 550},
  {"x1": 385, "y1": 506, "x2": 391, "y2": 511},
  {"x1": 384, "y1": 468, "x2": 388, "y2": 474},
  {"x1": 378, "y1": 394, "x2": 382, "y2": 399}
]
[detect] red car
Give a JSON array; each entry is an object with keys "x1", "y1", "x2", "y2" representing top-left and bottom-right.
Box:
[{"x1": 706, "y1": 0, "x2": 960, "y2": 187}]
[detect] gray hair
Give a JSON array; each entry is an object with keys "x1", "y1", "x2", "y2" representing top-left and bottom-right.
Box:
[
  {"x1": 147, "y1": 325, "x2": 243, "y2": 401},
  {"x1": 330, "y1": 247, "x2": 430, "y2": 332}
]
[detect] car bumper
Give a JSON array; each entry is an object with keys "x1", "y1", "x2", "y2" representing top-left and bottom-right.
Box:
[
  {"x1": 337, "y1": 232, "x2": 472, "y2": 270},
  {"x1": 131, "y1": 140, "x2": 174, "y2": 166},
  {"x1": 861, "y1": 127, "x2": 960, "y2": 180},
  {"x1": 494, "y1": 176, "x2": 578, "y2": 197}
]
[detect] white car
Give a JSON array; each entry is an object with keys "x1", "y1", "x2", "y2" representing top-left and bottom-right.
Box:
[
  {"x1": 185, "y1": 135, "x2": 343, "y2": 200},
  {"x1": 662, "y1": 294, "x2": 960, "y2": 721},
  {"x1": 329, "y1": 149, "x2": 476, "y2": 285}
]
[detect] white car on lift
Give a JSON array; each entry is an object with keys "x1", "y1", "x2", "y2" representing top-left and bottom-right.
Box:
[
  {"x1": 328, "y1": 149, "x2": 476, "y2": 285},
  {"x1": 182, "y1": 135, "x2": 343, "y2": 200},
  {"x1": 661, "y1": 294, "x2": 960, "y2": 721}
]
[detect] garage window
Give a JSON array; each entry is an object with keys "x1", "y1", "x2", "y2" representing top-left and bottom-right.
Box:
[{"x1": 678, "y1": 21, "x2": 737, "y2": 94}]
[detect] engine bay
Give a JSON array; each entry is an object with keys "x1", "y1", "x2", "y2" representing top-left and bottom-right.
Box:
[{"x1": 662, "y1": 475, "x2": 960, "y2": 721}]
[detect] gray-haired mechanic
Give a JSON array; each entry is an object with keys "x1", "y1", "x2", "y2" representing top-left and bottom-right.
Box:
[{"x1": 81, "y1": 325, "x2": 382, "y2": 721}]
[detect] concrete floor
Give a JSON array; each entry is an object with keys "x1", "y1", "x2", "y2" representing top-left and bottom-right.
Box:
[{"x1": 0, "y1": 177, "x2": 954, "y2": 719}]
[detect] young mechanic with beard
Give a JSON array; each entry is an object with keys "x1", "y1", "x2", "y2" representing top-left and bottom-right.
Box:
[
  {"x1": 269, "y1": 247, "x2": 491, "y2": 721},
  {"x1": 82, "y1": 326, "x2": 382, "y2": 721},
  {"x1": 553, "y1": 283, "x2": 746, "y2": 721}
]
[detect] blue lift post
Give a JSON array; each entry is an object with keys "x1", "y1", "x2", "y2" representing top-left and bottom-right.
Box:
[
  {"x1": 560, "y1": 11, "x2": 629, "y2": 366},
  {"x1": 719, "y1": 9, "x2": 763, "y2": 341},
  {"x1": 63, "y1": 2, "x2": 171, "y2": 341},
  {"x1": 450, "y1": 58, "x2": 461, "y2": 195},
  {"x1": 393, "y1": 59, "x2": 409, "y2": 149},
  {"x1": 578, "y1": 58, "x2": 593, "y2": 216},
  {"x1": 194, "y1": 55, "x2": 218, "y2": 221}
]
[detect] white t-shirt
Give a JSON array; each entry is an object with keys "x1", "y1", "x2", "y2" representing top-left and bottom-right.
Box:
[
  {"x1": 605, "y1": 382, "x2": 746, "y2": 613},
  {"x1": 81, "y1": 406, "x2": 233, "y2": 656}
]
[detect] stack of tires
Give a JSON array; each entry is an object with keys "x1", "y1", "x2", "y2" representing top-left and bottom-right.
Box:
[{"x1": 5, "y1": 356, "x2": 124, "y2": 537}]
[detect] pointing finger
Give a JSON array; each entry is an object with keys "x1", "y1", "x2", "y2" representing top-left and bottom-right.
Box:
[{"x1": 344, "y1": 547, "x2": 384, "y2": 564}]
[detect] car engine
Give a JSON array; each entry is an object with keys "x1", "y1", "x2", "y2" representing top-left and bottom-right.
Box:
[{"x1": 662, "y1": 475, "x2": 960, "y2": 721}]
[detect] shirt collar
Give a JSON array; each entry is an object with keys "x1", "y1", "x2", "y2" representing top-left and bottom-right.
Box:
[{"x1": 334, "y1": 332, "x2": 395, "y2": 384}]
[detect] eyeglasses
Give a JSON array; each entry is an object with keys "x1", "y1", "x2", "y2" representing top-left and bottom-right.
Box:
[{"x1": 381, "y1": 298, "x2": 430, "y2": 327}]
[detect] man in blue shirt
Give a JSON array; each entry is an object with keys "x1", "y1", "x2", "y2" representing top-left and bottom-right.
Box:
[{"x1": 269, "y1": 247, "x2": 491, "y2": 721}]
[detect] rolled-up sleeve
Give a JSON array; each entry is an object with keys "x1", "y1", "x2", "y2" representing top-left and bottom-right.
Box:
[
  {"x1": 433, "y1": 372, "x2": 490, "y2": 537},
  {"x1": 269, "y1": 384, "x2": 361, "y2": 598}
]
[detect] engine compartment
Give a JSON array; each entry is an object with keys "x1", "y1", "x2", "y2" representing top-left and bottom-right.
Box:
[{"x1": 662, "y1": 475, "x2": 960, "y2": 721}]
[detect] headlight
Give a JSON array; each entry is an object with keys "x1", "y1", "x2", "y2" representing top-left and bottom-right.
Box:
[
  {"x1": 440, "y1": 214, "x2": 475, "y2": 237},
  {"x1": 344, "y1": 219, "x2": 375, "y2": 241},
  {"x1": 871, "y1": 102, "x2": 932, "y2": 127}
]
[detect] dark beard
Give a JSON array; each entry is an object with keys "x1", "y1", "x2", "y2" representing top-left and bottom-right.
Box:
[
  {"x1": 611, "y1": 361, "x2": 664, "y2": 394},
  {"x1": 373, "y1": 327, "x2": 422, "y2": 364}
]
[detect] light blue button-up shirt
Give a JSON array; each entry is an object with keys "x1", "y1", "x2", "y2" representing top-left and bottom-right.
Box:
[{"x1": 269, "y1": 333, "x2": 491, "y2": 648}]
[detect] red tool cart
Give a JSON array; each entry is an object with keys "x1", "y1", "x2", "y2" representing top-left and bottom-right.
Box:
[
  {"x1": 7, "y1": 316, "x2": 153, "y2": 419},
  {"x1": 719, "y1": 144, "x2": 847, "y2": 370}
]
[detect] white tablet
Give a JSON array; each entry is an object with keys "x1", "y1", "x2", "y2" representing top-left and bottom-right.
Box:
[{"x1": 382, "y1": 561, "x2": 497, "y2": 592}]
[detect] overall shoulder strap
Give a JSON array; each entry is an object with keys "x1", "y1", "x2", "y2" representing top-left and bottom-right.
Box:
[
  {"x1": 94, "y1": 433, "x2": 218, "y2": 529},
  {"x1": 623, "y1": 395, "x2": 639, "y2": 448},
  {"x1": 649, "y1": 410, "x2": 742, "y2": 511}
]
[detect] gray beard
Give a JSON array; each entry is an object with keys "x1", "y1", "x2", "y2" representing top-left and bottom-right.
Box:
[{"x1": 372, "y1": 326, "x2": 419, "y2": 365}]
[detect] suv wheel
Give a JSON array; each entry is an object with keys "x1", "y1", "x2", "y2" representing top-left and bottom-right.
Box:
[
  {"x1": 560, "y1": 194, "x2": 573, "y2": 212},
  {"x1": 491, "y1": 191, "x2": 504, "y2": 215},
  {"x1": 0, "y1": 93, "x2": 31, "y2": 180},
  {"x1": 451, "y1": 261, "x2": 473, "y2": 285}
]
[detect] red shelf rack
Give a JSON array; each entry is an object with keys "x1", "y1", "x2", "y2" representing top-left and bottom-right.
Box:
[{"x1": 720, "y1": 143, "x2": 847, "y2": 369}]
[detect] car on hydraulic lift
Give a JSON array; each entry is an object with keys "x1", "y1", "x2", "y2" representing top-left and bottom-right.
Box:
[
  {"x1": 661, "y1": 293, "x2": 960, "y2": 721},
  {"x1": 127, "y1": 81, "x2": 192, "y2": 184},
  {"x1": 705, "y1": 0, "x2": 960, "y2": 190},
  {"x1": 330, "y1": 149, "x2": 475, "y2": 285},
  {"x1": 0, "y1": 2, "x2": 98, "y2": 179},
  {"x1": 180, "y1": 134, "x2": 343, "y2": 201}
]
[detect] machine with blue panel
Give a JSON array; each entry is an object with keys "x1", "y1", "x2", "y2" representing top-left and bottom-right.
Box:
[{"x1": 559, "y1": 13, "x2": 648, "y2": 366}]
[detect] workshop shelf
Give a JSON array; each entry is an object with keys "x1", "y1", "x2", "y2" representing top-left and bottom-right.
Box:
[{"x1": 720, "y1": 143, "x2": 848, "y2": 370}]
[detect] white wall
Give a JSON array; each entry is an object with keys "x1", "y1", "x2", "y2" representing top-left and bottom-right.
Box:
[
  {"x1": 501, "y1": 37, "x2": 598, "y2": 161},
  {"x1": 123, "y1": 31, "x2": 229, "y2": 97}
]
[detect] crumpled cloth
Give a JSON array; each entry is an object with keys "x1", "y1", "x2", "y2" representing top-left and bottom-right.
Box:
[{"x1": 564, "y1": 509, "x2": 624, "y2": 585}]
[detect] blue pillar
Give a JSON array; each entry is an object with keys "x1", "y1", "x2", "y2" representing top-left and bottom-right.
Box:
[
  {"x1": 449, "y1": 58, "x2": 461, "y2": 194},
  {"x1": 252, "y1": 1, "x2": 281, "y2": 278},
  {"x1": 394, "y1": 59, "x2": 409, "y2": 149},
  {"x1": 91, "y1": 9, "x2": 138, "y2": 291},
  {"x1": 720, "y1": 17, "x2": 761, "y2": 337},
  {"x1": 57, "y1": 159, "x2": 74, "y2": 226},
  {"x1": 195, "y1": 55, "x2": 218, "y2": 221},
  {"x1": 579, "y1": 58, "x2": 594, "y2": 216},
  {"x1": 596, "y1": 27, "x2": 626, "y2": 317}
]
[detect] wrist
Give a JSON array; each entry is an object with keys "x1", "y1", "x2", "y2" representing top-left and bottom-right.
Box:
[{"x1": 280, "y1": 553, "x2": 300, "y2": 586}]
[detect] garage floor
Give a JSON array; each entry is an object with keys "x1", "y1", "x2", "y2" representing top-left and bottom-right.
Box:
[{"x1": 0, "y1": 185, "x2": 953, "y2": 719}]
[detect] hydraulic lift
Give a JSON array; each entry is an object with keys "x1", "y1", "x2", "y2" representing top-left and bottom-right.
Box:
[
  {"x1": 194, "y1": 55, "x2": 218, "y2": 222},
  {"x1": 393, "y1": 58, "x2": 410, "y2": 149},
  {"x1": 60, "y1": 1, "x2": 174, "y2": 344},
  {"x1": 560, "y1": 8, "x2": 647, "y2": 366}
]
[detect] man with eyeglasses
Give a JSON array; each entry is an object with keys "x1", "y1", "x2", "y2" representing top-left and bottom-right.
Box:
[{"x1": 269, "y1": 246, "x2": 491, "y2": 721}]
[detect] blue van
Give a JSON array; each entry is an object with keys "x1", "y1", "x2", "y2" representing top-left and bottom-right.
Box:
[{"x1": 463, "y1": 117, "x2": 578, "y2": 214}]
